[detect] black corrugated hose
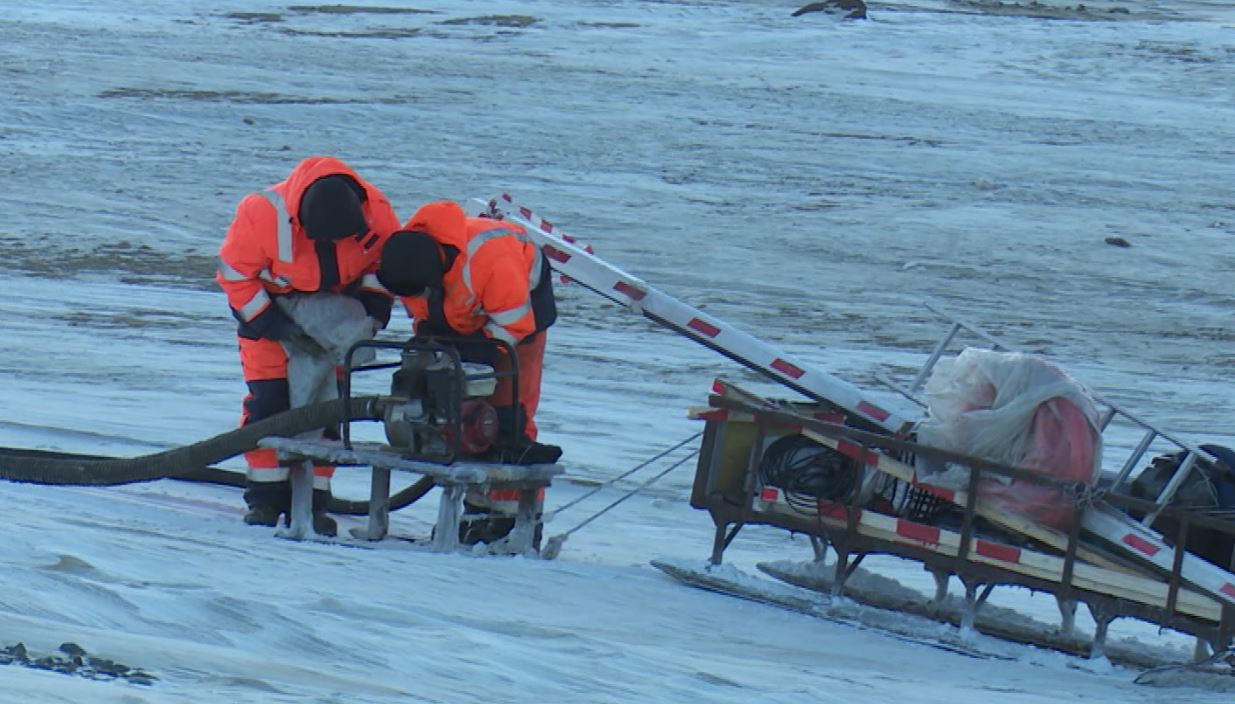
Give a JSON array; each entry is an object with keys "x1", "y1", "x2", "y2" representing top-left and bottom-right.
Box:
[{"x1": 0, "y1": 396, "x2": 436, "y2": 515}]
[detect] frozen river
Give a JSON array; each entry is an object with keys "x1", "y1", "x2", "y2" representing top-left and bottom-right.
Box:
[{"x1": 2, "y1": 2, "x2": 1235, "y2": 702}]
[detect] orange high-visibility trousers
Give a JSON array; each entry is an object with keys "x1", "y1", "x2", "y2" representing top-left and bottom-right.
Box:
[
  {"x1": 237, "y1": 336, "x2": 334, "y2": 490},
  {"x1": 486, "y1": 331, "x2": 546, "y2": 441},
  {"x1": 475, "y1": 331, "x2": 547, "y2": 515}
]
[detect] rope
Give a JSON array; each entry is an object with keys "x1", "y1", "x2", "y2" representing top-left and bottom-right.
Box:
[
  {"x1": 539, "y1": 433, "x2": 701, "y2": 560},
  {"x1": 551, "y1": 448, "x2": 699, "y2": 541},
  {"x1": 1067, "y1": 481, "x2": 1106, "y2": 508},
  {"x1": 546, "y1": 430, "x2": 702, "y2": 521}
]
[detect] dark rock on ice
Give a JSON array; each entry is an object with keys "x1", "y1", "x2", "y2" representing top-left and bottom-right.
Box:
[{"x1": 792, "y1": 0, "x2": 868, "y2": 20}]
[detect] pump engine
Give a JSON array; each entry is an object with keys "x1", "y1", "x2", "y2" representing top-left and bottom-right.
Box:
[{"x1": 380, "y1": 343, "x2": 501, "y2": 462}]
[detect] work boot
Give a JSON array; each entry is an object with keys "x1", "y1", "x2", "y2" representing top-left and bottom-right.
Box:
[
  {"x1": 459, "y1": 500, "x2": 517, "y2": 546},
  {"x1": 457, "y1": 499, "x2": 545, "y2": 550},
  {"x1": 243, "y1": 480, "x2": 291, "y2": 527},
  {"x1": 488, "y1": 439, "x2": 563, "y2": 466},
  {"x1": 312, "y1": 488, "x2": 338, "y2": 538},
  {"x1": 522, "y1": 441, "x2": 562, "y2": 465},
  {"x1": 243, "y1": 504, "x2": 284, "y2": 528}
]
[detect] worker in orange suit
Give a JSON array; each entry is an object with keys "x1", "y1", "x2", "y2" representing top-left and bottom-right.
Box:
[
  {"x1": 376, "y1": 200, "x2": 560, "y2": 545},
  {"x1": 216, "y1": 156, "x2": 400, "y2": 535}
]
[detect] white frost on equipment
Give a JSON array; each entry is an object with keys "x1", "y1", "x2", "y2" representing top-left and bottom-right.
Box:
[
  {"x1": 481, "y1": 195, "x2": 1235, "y2": 610},
  {"x1": 260, "y1": 437, "x2": 561, "y2": 554}
]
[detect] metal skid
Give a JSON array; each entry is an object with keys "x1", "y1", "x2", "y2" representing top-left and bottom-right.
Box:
[{"x1": 260, "y1": 437, "x2": 560, "y2": 555}]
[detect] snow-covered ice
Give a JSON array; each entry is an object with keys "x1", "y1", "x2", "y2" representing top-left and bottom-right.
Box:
[{"x1": 2, "y1": 0, "x2": 1234, "y2": 701}]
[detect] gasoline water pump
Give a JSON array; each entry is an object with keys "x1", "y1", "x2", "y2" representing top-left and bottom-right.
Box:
[{"x1": 342, "y1": 337, "x2": 517, "y2": 464}]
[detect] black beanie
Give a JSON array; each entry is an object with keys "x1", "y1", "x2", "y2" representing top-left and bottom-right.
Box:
[
  {"x1": 298, "y1": 175, "x2": 368, "y2": 241},
  {"x1": 377, "y1": 230, "x2": 445, "y2": 296}
]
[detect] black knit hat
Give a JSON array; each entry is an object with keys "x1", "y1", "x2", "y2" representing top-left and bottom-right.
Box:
[
  {"x1": 298, "y1": 175, "x2": 368, "y2": 241},
  {"x1": 377, "y1": 230, "x2": 444, "y2": 296}
]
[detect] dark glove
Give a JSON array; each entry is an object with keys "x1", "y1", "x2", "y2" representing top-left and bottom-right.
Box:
[
  {"x1": 450, "y1": 329, "x2": 498, "y2": 367},
  {"x1": 248, "y1": 305, "x2": 326, "y2": 356},
  {"x1": 353, "y1": 290, "x2": 393, "y2": 329}
]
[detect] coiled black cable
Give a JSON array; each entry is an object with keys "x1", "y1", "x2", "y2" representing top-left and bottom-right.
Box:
[{"x1": 758, "y1": 433, "x2": 859, "y2": 515}]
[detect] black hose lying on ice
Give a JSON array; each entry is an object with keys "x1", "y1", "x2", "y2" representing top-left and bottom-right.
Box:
[
  {"x1": 171, "y1": 464, "x2": 437, "y2": 516},
  {"x1": 0, "y1": 396, "x2": 384, "y2": 485},
  {"x1": 0, "y1": 396, "x2": 434, "y2": 515},
  {"x1": 0, "y1": 444, "x2": 437, "y2": 516}
]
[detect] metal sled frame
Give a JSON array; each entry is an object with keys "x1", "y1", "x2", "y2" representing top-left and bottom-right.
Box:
[{"x1": 690, "y1": 385, "x2": 1235, "y2": 657}]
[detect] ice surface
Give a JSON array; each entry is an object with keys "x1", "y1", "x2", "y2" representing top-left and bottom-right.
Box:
[{"x1": 2, "y1": 0, "x2": 1234, "y2": 701}]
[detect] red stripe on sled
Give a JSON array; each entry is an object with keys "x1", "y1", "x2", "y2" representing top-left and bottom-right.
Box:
[
  {"x1": 540, "y1": 219, "x2": 554, "y2": 233},
  {"x1": 687, "y1": 318, "x2": 721, "y2": 338},
  {"x1": 836, "y1": 441, "x2": 879, "y2": 467},
  {"x1": 770, "y1": 358, "x2": 805, "y2": 379},
  {"x1": 976, "y1": 540, "x2": 1021, "y2": 564},
  {"x1": 614, "y1": 281, "x2": 647, "y2": 301},
  {"x1": 912, "y1": 477, "x2": 956, "y2": 504},
  {"x1": 896, "y1": 520, "x2": 940, "y2": 546},
  {"x1": 1122, "y1": 533, "x2": 1161, "y2": 557},
  {"x1": 857, "y1": 401, "x2": 890, "y2": 422},
  {"x1": 1222, "y1": 583, "x2": 1235, "y2": 599},
  {"x1": 543, "y1": 245, "x2": 571, "y2": 263},
  {"x1": 818, "y1": 502, "x2": 857, "y2": 521},
  {"x1": 760, "y1": 487, "x2": 779, "y2": 502}
]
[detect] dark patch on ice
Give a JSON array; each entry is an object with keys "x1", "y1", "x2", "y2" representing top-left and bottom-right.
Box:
[
  {"x1": 278, "y1": 27, "x2": 423, "y2": 39},
  {"x1": 577, "y1": 21, "x2": 642, "y2": 29},
  {"x1": 0, "y1": 237, "x2": 218, "y2": 291},
  {"x1": 288, "y1": 4, "x2": 437, "y2": 15},
  {"x1": 1104, "y1": 236, "x2": 1131, "y2": 248},
  {"x1": 98, "y1": 87, "x2": 383, "y2": 105},
  {"x1": 1132, "y1": 41, "x2": 1235, "y2": 66},
  {"x1": 694, "y1": 671, "x2": 744, "y2": 687},
  {"x1": 57, "y1": 308, "x2": 220, "y2": 332},
  {"x1": 0, "y1": 642, "x2": 156, "y2": 685},
  {"x1": 688, "y1": 118, "x2": 946, "y2": 148},
  {"x1": 225, "y1": 12, "x2": 286, "y2": 23},
  {"x1": 440, "y1": 15, "x2": 539, "y2": 28},
  {"x1": 943, "y1": 1, "x2": 1140, "y2": 21}
]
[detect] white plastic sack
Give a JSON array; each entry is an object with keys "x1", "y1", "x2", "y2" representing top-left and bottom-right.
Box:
[{"x1": 916, "y1": 347, "x2": 1102, "y2": 529}]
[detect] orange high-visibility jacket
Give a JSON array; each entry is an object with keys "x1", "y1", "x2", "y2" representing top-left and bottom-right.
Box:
[
  {"x1": 216, "y1": 156, "x2": 400, "y2": 327},
  {"x1": 403, "y1": 201, "x2": 546, "y2": 346}
]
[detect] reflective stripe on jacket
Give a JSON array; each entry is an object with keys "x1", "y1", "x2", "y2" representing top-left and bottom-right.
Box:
[{"x1": 216, "y1": 156, "x2": 399, "y2": 325}]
